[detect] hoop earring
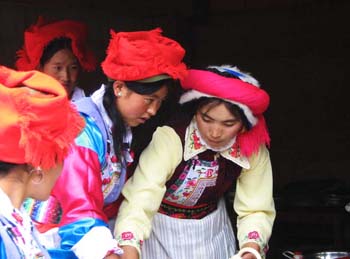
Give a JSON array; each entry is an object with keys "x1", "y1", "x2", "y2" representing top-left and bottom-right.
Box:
[{"x1": 30, "y1": 167, "x2": 43, "y2": 184}]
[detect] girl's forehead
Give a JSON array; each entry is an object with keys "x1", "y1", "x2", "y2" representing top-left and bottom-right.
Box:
[{"x1": 199, "y1": 101, "x2": 224, "y2": 112}]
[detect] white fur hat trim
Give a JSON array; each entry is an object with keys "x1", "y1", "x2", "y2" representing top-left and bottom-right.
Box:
[{"x1": 179, "y1": 89, "x2": 258, "y2": 126}]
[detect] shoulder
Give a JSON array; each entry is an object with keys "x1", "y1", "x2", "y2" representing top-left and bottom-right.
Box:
[
  {"x1": 150, "y1": 126, "x2": 182, "y2": 148},
  {"x1": 139, "y1": 126, "x2": 183, "y2": 173},
  {"x1": 246, "y1": 145, "x2": 271, "y2": 170},
  {"x1": 75, "y1": 114, "x2": 106, "y2": 158}
]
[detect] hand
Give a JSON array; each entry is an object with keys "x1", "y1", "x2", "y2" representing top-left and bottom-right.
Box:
[
  {"x1": 239, "y1": 243, "x2": 261, "y2": 259},
  {"x1": 119, "y1": 245, "x2": 139, "y2": 259},
  {"x1": 104, "y1": 254, "x2": 121, "y2": 259},
  {"x1": 241, "y1": 252, "x2": 258, "y2": 259}
]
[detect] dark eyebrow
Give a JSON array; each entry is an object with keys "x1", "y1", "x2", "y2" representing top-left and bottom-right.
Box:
[
  {"x1": 200, "y1": 112, "x2": 238, "y2": 123},
  {"x1": 147, "y1": 93, "x2": 167, "y2": 101}
]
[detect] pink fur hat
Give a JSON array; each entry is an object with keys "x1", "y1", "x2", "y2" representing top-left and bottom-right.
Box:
[{"x1": 180, "y1": 65, "x2": 270, "y2": 157}]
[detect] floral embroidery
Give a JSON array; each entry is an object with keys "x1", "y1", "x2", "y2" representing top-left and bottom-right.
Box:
[
  {"x1": 121, "y1": 231, "x2": 134, "y2": 240},
  {"x1": 164, "y1": 159, "x2": 219, "y2": 206},
  {"x1": 242, "y1": 230, "x2": 267, "y2": 258},
  {"x1": 179, "y1": 173, "x2": 187, "y2": 180},
  {"x1": 229, "y1": 142, "x2": 240, "y2": 158},
  {"x1": 101, "y1": 152, "x2": 122, "y2": 199},
  {"x1": 170, "y1": 184, "x2": 178, "y2": 190},
  {"x1": 248, "y1": 231, "x2": 260, "y2": 239},
  {"x1": 117, "y1": 231, "x2": 143, "y2": 251},
  {"x1": 190, "y1": 129, "x2": 202, "y2": 150}
]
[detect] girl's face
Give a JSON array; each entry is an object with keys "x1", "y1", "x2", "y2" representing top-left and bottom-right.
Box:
[
  {"x1": 195, "y1": 102, "x2": 244, "y2": 149},
  {"x1": 114, "y1": 81, "x2": 168, "y2": 127},
  {"x1": 40, "y1": 48, "x2": 80, "y2": 99}
]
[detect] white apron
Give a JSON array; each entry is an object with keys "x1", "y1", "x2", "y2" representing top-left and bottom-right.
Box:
[{"x1": 142, "y1": 199, "x2": 236, "y2": 259}]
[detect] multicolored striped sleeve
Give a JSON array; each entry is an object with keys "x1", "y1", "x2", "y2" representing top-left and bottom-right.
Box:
[{"x1": 47, "y1": 115, "x2": 122, "y2": 258}]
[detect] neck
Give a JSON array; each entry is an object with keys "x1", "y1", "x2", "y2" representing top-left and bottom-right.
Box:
[{"x1": 0, "y1": 173, "x2": 28, "y2": 209}]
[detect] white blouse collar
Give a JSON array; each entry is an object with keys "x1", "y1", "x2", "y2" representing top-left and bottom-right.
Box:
[{"x1": 183, "y1": 119, "x2": 250, "y2": 169}]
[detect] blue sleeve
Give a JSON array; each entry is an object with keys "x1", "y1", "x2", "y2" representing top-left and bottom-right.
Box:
[
  {"x1": 47, "y1": 218, "x2": 108, "y2": 259},
  {"x1": 0, "y1": 237, "x2": 8, "y2": 259}
]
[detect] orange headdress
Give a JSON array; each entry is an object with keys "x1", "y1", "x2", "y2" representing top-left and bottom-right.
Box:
[{"x1": 0, "y1": 66, "x2": 84, "y2": 169}]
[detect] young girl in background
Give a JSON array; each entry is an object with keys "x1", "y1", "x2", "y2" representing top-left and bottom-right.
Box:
[
  {"x1": 15, "y1": 16, "x2": 97, "y2": 101},
  {"x1": 115, "y1": 65, "x2": 275, "y2": 259}
]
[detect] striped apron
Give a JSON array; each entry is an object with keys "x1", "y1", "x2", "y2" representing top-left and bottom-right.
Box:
[{"x1": 142, "y1": 199, "x2": 236, "y2": 259}]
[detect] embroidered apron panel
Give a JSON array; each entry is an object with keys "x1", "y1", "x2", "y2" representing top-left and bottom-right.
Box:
[{"x1": 164, "y1": 159, "x2": 219, "y2": 206}]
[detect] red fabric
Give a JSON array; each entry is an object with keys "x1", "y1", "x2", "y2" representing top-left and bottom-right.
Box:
[
  {"x1": 16, "y1": 16, "x2": 96, "y2": 72},
  {"x1": 180, "y1": 69, "x2": 270, "y2": 157},
  {"x1": 101, "y1": 28, "x2": 187, "y2": 81},
  {"x1": 0, "y1": 66, "x2": 84, "y2": 169}
]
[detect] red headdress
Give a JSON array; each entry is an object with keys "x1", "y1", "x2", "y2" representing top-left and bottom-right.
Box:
[
  {"x1": 101, "y1": 28, "x2": 187, "y2": 82},
  {"x1": 15, "y1": 16, "x2": 96, "y2": 71},
  {"x1": 0, "y1": 66, "x2": 85, "y2": 169},
  {"x1": 180, "y1": 65, "x2": 270, "y2": 157}
]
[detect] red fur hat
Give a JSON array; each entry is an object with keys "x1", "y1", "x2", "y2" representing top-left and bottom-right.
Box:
[
  {"x1": 0, "y1": 66, "x2": 84, "y2": 169},
  {"x1": 101, "y1": 28, "x2": 187, "y2": 81},
  {"x1": 15, "y1": 16, "x2": 96, "y2": 71},
  {"x1": 180, "y1": 66, "x2": 270, "y2": 157}
]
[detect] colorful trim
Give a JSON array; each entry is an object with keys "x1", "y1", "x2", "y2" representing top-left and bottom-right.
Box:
[
  {"x1": 241, "y1": 231, "x2": 268, "y2": 258},
  {"x1": 116, "y1": 231, "x2": 143, "y2": 253}
]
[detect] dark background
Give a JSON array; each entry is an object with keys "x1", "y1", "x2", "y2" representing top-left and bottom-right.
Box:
[{"x1": 1, "y1": 0, "x2": 349, "y2": 257}]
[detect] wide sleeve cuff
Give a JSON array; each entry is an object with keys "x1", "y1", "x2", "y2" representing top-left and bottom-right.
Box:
[
  {"x1": 72, "y1": 226, "x2": 123, "y2": 259},
  {"x1": 240, "y1": 230, "x2": 268, "y2": 258},
  {"x1": 116, "y1": 231, "x2": 142, "y2": 255}
]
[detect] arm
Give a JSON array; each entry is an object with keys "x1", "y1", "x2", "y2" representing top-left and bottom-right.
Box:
[
  {"x1": 114, "y1": 126, "x2": 183, "y2": 256},
  {"x1": 234, "y1": 145, "x2": 276, "y2": 258},
  {"x1": 50, "y1": 130, "x2": 122, "y2": 258}
]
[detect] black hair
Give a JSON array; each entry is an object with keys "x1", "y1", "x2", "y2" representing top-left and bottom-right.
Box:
[
  {"x1": 39, "y1": 37, "x2": 74, "y2": 67},
  {"x1": 103, "y1": 78, "x2": 177, "y2": 167},
  {"x1": 0, "y1": 162, "x2": 20, "y2": 176}
]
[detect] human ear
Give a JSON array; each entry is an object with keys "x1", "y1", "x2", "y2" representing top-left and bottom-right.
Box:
[{"x1": 113, "y1": 80, "x2": 125, "y2": 97}]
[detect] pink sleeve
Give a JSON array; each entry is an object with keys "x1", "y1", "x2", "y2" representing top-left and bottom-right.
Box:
[{"x1": 52, "y1": 144, "x2": 108, "y2": 225}]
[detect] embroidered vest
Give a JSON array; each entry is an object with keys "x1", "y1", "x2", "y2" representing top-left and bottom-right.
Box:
[{"x1": 160, "y1": 120, "x2": 242, "y2": 219}]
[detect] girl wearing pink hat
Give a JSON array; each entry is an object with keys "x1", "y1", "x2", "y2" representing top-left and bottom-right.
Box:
[{"x1": 115, "y1": 65, "x2": 275, "y2": 259}]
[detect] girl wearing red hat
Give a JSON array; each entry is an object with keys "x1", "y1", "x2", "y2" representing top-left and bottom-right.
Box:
[
  {"x1": 26, "y1": 28, "x2": 187, "y2": 259},
  {"x1": 16, "y1": 16, "x2": 97, "y2": 101},
  {"x1": 115, "y1": 65, "x2": 275, "y2": 259},
  {"x1": 0, "y1": 66, "x2": 84, "y2": 258}
]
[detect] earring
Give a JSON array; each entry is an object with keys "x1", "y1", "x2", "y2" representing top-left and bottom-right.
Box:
[
  {"x1": 29, "y1": 167, "x2": 43, "y2": 184},
  {"x1": 117, "y1": 92, "x2": 122, "y2": 97}
]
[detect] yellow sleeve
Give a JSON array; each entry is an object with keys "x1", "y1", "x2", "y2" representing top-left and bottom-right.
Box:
[
  {"x1": 234, "y1": 145, "x2": 276, "y2": 258},
  {"x1": 114, "y1": 126, "x2": 183, "y2": 254}
]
